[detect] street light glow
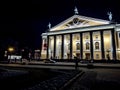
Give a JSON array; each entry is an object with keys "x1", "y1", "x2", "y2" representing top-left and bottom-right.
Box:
[{"x1": 8, "y1": 47, "x2": 14, "y2": 52}]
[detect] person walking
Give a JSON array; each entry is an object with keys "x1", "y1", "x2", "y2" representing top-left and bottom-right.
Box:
[{"x1": 74, "y1": 56, "x2": 78, "y2": 70}]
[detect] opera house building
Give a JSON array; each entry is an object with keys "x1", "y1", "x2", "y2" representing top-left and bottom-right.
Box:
[{"x1": 40, "y1": 13, "x2": 120, "y2": 61}]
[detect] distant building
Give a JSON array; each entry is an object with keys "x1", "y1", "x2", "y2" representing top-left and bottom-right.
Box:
[
  {"x1": 8, "y1": 55, "x2": 22, "y2": 60},
  {"x1": 40, "y1": 10, "x2": 120, "y2": 60},
  {"x1": 34, "y1": 49, "x2": 40, "y2": 60}
]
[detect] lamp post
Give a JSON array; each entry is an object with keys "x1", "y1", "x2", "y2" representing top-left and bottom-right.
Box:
[{"x1": 8, "y1": 47, "x2": 14, "y2": 63}]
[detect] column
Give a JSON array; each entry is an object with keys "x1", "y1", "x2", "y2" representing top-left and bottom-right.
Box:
[
  {"x1": 100, "y1": 31, "x2": 105, "y2": 59},
  {"x1": 61, "y1": 34, "x2": 64, "y2": 59},
  {"x1": 90, "y1": 32, "x2": 93, "y2": 59},
  {"x1": 111, "y1": 29, "x2": 116, "y2": 60},
  {"x1": 47, "y1": 36, "x2": 49, "y2": 59},
  {"x1": 53, "y1": 35, "x2": 56, "y2": 59},
  {"x1": 80, "y1": 33, "x2": 83, "y2": 59},
  {"x1": 70, "y1": 34, "x2": 72, "y2": 59}
]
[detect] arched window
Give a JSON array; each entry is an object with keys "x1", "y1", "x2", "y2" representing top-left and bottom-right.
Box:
[
  {"x1": 76, "y1": 43, "x2": 80, "y2": 50},
  {"x1": 86, "y1": 42, "x2": 90, "y2": 50},
  {"x1": 95, "y1": 42, "x2": 99, "y2": 50}
]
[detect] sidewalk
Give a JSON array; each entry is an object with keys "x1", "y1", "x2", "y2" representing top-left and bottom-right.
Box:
[
  {"x1": 19, "y1": 60, "x2": 120, "y2": 69},
  {"x1": 1, "y1": 60, "x2": 120, "y2": 69}
]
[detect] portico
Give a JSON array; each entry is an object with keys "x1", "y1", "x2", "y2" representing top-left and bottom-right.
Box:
[{"x1": 41, "y1": 14, "x2": 120, "y2": 61}]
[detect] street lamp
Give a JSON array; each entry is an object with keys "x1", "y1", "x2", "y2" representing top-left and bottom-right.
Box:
[
  {"x1": 8, "y1": 47, "x2": 14, "y2": 63},
  {"x1": 8, "y1": 47, "x2": 14, "y2": 52}
]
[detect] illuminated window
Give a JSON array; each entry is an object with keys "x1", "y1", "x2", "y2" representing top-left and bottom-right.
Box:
[
  {"x1": 73, "y1": 18, "x2": 79, "y2": 25},
  {"x1": 76, "y1": 43, "x2": 80, "y2": 50},
  {"x1": 95, "y1": 42, "x2": 99, "y2": 50},
  {"x1": 86, "y1": 42, "x2": 90, "y2": 50}
]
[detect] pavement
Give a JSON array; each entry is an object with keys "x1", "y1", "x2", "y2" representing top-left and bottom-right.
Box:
[
  {"x1": 25, "y1": 60, "x2": 120, "y2": 69},
  {"x1": 66, "y1": 68, "x2": 120, "y2": 90},
  {"x1": 0, "y1": 60, "x2": 120, "y2": 69},
  {"x1": 1, "y1": 60, "x2": 120, "y2": 90}
]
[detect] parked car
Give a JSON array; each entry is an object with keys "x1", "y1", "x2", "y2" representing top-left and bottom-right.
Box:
[{"x1": 43, "y1": 59, "x2": 56, "y2": 63}]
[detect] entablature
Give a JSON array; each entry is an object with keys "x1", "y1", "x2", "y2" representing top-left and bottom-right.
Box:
[{"x1": 47, "y1": 24, "x2": 115, "y2": 36}]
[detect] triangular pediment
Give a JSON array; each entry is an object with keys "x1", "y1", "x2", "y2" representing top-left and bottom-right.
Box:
[{"x1": 50, "y1": 15, "x2": 110, "y2": 31}]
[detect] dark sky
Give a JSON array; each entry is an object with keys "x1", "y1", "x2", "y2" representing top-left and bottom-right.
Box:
[{"x1": 0, "y1": 0, "x2": 120, "y2": 51}]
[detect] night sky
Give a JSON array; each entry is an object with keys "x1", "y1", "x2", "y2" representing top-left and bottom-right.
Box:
[{"x1": 0, "y1": 0, "x2": 120, "y2": 51}]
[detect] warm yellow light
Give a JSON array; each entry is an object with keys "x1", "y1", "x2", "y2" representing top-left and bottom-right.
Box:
[
  {"x1": 8, "y1": 47, "x2": 14, "y2": 52},
  {"x1": 104, "y1": 37, "x2": 109, "y2": 43}
]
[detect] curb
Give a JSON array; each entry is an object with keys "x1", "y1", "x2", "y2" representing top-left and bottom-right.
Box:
[
  {"x1": 29, "y1": 63, "x2": 74, "y2": 67},
  {"x1": 28, "y1": 63, "x2": 120, "y2": 69}
]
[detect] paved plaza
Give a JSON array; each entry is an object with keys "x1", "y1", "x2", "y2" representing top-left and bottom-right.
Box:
[{"x1": 1, "y1": 61, "x2": 120, "y2": 90}]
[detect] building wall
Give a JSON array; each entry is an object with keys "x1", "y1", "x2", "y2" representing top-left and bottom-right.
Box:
[
  {"x1": 64, "y1": 34, "x2": 70, "y2": 59},
  {"x1": 41, "y1": 36, "x2": 47, "y2": 59},
  {"x1": 56, "y1": 35, "x2": 62, "y2": 59},
  {"x1": 41, "y1": 29, "x2": 117, "y2": 60},
  {"x1": 103, "y1": 31, "x2": 112, "y2": 59},
  {"x1": 72, "y1": 34, "x2": 80, "y2": 58},
  {"x1": 49, "y1": 36, "x2": 54, "y2": 58},
  {"x1": 93, "y1": 32, "x2": 101, "y2": 60},
  {"x1": 82, "y1": 33, "x2": 90, "y2": 59},
  {"x1": 116, "y1": 31, "x2": 120, "y2": 60}
]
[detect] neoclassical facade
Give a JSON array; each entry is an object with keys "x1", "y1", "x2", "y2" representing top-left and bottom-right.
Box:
[{"x1": 41, "y1": 14, "x2": 120, "y2": 60}]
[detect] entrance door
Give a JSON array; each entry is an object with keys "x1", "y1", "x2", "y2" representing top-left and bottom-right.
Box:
[
  {"x1": 76, "y1": 53, "x2": 80, "y2": 59},
  {"x1": 85, "y1": 53, "x2": 90, "y2": 60},
  {"x1": 67, "y1": 53, "x2": 70, "y2": 59}
]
